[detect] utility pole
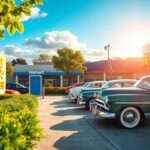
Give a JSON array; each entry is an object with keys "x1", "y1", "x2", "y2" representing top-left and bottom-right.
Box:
[{"x1": 104, "y1": 44, "x2": 110, "y2": 80}]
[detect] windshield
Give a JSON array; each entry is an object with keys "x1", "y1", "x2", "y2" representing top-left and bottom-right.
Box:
[
  {"x1": 101, "y1": 82, "x2": 110, "y2": 89},
  {"x1": 80, "y1": 83, "x2": 86, "y2": 87},
  {"x1": 133, "y1": 79, "x2": 142, "y2": 87},
  {"x1": 134, "y1": 78, "x2": 150, "y2": 90},
  {"x1": 82, "y1": 83, "x2": 90, "y2": 87},
  {"x1": 17, "y1": 83, "x2": 27, "y2": 88}
]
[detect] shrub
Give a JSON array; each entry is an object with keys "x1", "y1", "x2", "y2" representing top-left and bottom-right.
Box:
[
  {"x1": 45, "y1": 87, "x2": 66, "y2": 94},
  {"x1": 0, "y1": 94, "x2": 42, "y2": 149}
]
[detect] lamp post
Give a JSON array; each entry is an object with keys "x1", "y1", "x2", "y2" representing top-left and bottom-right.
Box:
[{"x1": 104, "y1": 44, "x2": 110, "y2": 80}]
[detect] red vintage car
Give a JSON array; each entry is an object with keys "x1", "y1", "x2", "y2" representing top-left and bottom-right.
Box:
[
  {"x1": 65, "y1": 82, "x2": 86, "y2": 94},
  {"x1": 5, "y1": 89, "x2": 20, "y2": 95}
]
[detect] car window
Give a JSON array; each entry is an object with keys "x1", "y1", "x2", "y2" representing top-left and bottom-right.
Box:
[
  {"x1": 122, "y1": 82, "x2": 134, "y2": 87},
  {"x1": 140, "y1": 79, "x2": 150, "y2": 90},
  {"x1": 12, "y1": 84, "x2": 22, "y2": 89},
  {"x1": 16, "y1": 84, "x2": 22, "y2": 88},
  {"x1": 101, "y1": 82, "x2": 110, "y2": 88},
  {"x1": 94, "y1": 83, "x2": 99, "y2": 88},
  {"x1": 6, "y1": 83, "x2": 11, "y2": 89},
  {"x1": 88, "y1": 83, "x2": 93, "y2": 88},
  {"x1": 113, "y1": 83, "x2": 121, "y2": 88},
  {"x1": 98, "y1": 83, "x2": 103, "y2": 87}
]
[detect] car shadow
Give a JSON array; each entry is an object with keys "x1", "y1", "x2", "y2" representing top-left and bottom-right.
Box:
[
  {"x1": 48, "y1": 95, "x2": 150, "y2": 150},
  {"x1": 50, "y1": 100, "x2": 79, "y2": 108},
  {"x1": 51, "y1": 107, "x2": 89, "y2": 116},
  {"x1": 50, "y1": 116, "x2": 150, "y2": 150},
  {"x1": 50, "y1": 117, "x2": 116, "y2": 150}
]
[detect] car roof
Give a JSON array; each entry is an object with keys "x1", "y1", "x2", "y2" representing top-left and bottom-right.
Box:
[
  {"x1": 106, "y1": 79, "x2": 136, "y2": 83},
  {"x1": 90, "y1": 81, "x2": 106, "y2": 83},
  {"x1": 140, "y1": 75, "x2": 150, "y2": 80}
]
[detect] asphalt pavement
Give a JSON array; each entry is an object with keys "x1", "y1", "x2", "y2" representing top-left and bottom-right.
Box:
[{"x1": 35, "y1": 95, "x2": 150, "y2": 150}]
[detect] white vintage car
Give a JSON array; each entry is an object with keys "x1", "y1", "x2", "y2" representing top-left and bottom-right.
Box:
[{"x1": 68, "y1": 81, "x2": 105, "y2": 101}]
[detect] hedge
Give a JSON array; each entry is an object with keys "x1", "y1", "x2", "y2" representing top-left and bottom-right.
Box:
[
  {"x1": 45, "y1": 87, "x2": 66, "y2": 94},
  {"x1": 0, "y1": 94, "x2": 42, "y2": 149}
]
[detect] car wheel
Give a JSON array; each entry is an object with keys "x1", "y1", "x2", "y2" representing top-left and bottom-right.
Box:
[
  {"x1": 88, "y1": 99, "x2": 95, "y2": 110},
  {"x1": 118, "y1": 107, "x2": 141, "y2": 129}
]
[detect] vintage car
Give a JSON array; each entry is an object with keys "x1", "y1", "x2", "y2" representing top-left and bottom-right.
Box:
[
  {"x1": 68, "y1": 81, "x2": 105, "y2": 101},
  {"x1": 65, "y1": 82, "x2": 86, "y2": 94},
  {"x1": 77, "y1": 79, "x2": 136, "y2": 109},
  {"x1": 90, "y1": 75, "x2": 150, "y2": 129},
  {"x1": 6, "y1": 83, "x2": 29, "y2": 94}
]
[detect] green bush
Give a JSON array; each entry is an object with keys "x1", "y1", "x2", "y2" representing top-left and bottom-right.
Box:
[
  {"x1": 0, "y1": 94, "x2": 42, "y2": 149},
  {"x1": 45, "y1": 87, "x2": 66, "y2": 94}
]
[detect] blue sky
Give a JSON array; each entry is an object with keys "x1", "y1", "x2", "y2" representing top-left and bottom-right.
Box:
[{"x1": 1, "y1": 0, "x2": 150, "y2": 63}]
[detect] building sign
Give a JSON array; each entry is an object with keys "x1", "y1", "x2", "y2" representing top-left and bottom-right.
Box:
[
  {"x1": 29, "y1": 71, "x2": 44, "y2": 75},
  {"x1": 0, "y1": 55, "x2": 6, "y2": 94}
]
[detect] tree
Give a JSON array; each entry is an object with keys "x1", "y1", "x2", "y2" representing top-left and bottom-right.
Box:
[
  {"x1": 6, "y1": 61, "x2": 13, "y2": 76},
  {"x1": 52, "y1": 47, "x2": 85, "y2": 85},
  {"x1": 11, "y1": 58, "x2": 28, "y2": 66},
  {"x1": 32, "y1": 54, "x2": 51, "y2": 63},
  {"x1": 0, "y1": 0, "x2": 43, "y2": 38}
]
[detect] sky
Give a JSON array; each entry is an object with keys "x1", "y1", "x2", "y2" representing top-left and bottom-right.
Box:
[{"x1": 1, "y1": 0, "x2": 150, "y2": 64}]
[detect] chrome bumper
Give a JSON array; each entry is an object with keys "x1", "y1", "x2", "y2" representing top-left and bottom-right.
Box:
[
  {"x1": 90, "y1": 103, "x2": 116, "y2": 119},
  {"x1": 68, "y1": 93, "x2": 77, "y2": 101},
  {"x1": 77, "y1": 97, "x2": 86, "y2": 105}
]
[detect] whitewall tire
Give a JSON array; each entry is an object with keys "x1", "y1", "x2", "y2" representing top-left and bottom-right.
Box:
[{"x1": 118, "y1": 107, "x2": 141, "y2": 129}]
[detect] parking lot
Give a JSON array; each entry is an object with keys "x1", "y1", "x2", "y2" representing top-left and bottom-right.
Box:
[{"x1": 35, "y1": 95, "x2": 150, "y2": 150}]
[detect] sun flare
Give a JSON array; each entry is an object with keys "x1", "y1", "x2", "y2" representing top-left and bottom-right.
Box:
[{"x1": 112, "y1": 21, "x2": 150, "y2": 58}]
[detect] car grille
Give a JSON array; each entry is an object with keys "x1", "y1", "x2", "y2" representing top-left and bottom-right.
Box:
[{"x1": 95, "y1": 99, "x2": 109, "y2": 111}]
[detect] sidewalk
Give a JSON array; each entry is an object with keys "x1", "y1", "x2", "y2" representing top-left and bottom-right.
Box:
[{"x1": 34, "y1": 96, "x2": 84, "y2": 150}]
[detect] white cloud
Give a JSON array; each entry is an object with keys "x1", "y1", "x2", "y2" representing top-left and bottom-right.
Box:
[
  {"x1": 21, "y1": 7, "x2": 48, "y2": 22},
  {"x1": 1, "y1": 31, "x2": 107, "y2": 64},
  {"x1": 0, "y1": 45, "x2": 37, "y2": 64},
  {"x1": 23, "y1": 30, "x2": 107, "y2": 61}
]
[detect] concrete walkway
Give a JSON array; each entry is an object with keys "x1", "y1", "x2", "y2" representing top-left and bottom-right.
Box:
[
  {"x1": 34, "y1": 95, "x2": 86, "y2": 150},
  {"x1": 34, "y1": 95, "x2": 115, "y2": 150}
]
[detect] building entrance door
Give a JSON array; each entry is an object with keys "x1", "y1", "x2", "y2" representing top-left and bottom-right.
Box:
[{"x1": 29, "y1": 75, "x2": 42, "y2": 95}]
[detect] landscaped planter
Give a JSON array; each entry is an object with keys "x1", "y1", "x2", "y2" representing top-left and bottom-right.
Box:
[{"x1": 0, "y1": 94, "x2": 43, "y2": 149}]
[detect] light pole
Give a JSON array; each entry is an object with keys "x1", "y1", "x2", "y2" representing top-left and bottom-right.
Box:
[{"x1": 104, "y1": 44, "x2": 110, "y2": 80}]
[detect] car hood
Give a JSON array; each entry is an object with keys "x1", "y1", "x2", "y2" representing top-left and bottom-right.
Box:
[
  {"x1": 81, "y1": 88, "x2": 101, "y2": 93},
  {"x1": 101, "y1": 87, "x2": 149, "y2": 97},
  {"x1": 70, "y1": 87, "x2": 86, "y2": 92}
]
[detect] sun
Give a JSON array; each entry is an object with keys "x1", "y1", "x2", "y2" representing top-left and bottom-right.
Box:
[{"x1": 112, "y1": 21, "x2": 150, "y2": 58}]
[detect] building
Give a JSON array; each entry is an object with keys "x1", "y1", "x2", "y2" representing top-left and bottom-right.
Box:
[
  {"x1": 8, "y1": 65, "x2": 80, "y2": 88},
  {"x1": 6, "y1": 58, "x2": 149, "y2": 95},
  {"x1": 84, "y1": 59, "x2": 148, "y2": 81}
]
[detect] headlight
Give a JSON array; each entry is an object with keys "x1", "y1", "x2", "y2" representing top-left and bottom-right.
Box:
[
  {"x1": 79, "y1": 93, "x2": 82, "y2": 98},
  {"x1": 105, "y1": 96, "x2": 109, "y2": 103}
]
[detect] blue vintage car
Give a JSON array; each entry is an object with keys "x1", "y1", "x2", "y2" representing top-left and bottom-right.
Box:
[
  {"x1": 77, "y1": 79, "x2": 136, "y2": 109},
  {"x1": 91, "y1": 75, "x2": 150, "y2": 129}
]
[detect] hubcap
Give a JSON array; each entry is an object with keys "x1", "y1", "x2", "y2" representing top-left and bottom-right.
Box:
[{"x1": 123, "y1": 111, "x2": 136, "y2": 123}]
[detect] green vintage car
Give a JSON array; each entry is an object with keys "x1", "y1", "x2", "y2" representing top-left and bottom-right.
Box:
[{"x1": 91, "y1": 75, "x2": 150, "y2": 129}]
